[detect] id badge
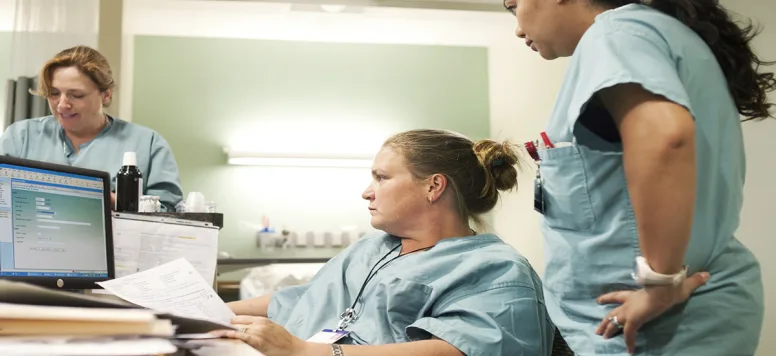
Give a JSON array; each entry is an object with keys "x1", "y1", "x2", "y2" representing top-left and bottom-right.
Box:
[
  {"x1": 534, "y1": 170, "x2": 545, "y2": 215},
  {"x1": 307, "y1": 329, "x2": 350, "y2": 344}
]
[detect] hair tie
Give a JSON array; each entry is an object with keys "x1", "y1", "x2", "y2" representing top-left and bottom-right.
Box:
[{"x1": 491, "y1": 158, "x2": 505, "y2": 168}]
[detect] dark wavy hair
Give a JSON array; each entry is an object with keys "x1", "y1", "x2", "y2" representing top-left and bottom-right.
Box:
[{"x1": 595, "y1": 0, "x2": 776, "y2": 121}]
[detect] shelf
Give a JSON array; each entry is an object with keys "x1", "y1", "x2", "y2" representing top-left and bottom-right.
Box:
[{"x1": 216, "y1": 247, "x2": 344, "y2": 274}]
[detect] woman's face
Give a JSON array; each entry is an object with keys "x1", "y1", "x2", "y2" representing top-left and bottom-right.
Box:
[
  {"x1": 362, "y1": 147, "x2": 429, "y2": 235},
  {"x1": 505, "y1": 0, "x2": 583, "y2": 60},
  {"x1": 47, "y1": 66, "x2": 109, "y2": 135}
]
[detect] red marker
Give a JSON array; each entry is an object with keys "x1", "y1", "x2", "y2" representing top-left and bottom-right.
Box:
[{"x1": 540, "y1": 132, "x2": 554, "y2": 149}]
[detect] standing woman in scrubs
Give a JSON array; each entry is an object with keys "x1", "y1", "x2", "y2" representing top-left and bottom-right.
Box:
[
  {"x1": 0, "y1": 46, "x2": 183, "y2": 211},
  {"x1": 503, "y1": 0, "x2": 774, "y2": 354}
]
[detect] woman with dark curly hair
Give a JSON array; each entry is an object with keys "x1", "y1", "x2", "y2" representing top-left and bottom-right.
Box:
[{"x1": 503, "y1": 0, "x2": 774, "y2": 354}]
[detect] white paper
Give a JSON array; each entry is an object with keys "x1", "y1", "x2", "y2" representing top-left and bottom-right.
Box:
[
  {"x1": 112, "y1": 229, "x2": 142, "y2": 279},
  {"x1": 97, "y1": 258, "x2": 235, "y2": 326},
  {"x1": 111, "y1": 215, "x2": 219, "y2": 285},
  {"x1": 0, "y1": 336, "x2": 177, "y2": 356}
]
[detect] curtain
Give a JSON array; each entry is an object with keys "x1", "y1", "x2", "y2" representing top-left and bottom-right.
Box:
[
  {"x1": 3, "y1": 76, "x2": 50, "y2": 128},
  {"x1": 2, "y1": 0, "x2": 98, "y2": 130}
]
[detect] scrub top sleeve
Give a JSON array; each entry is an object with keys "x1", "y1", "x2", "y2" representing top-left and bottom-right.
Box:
[
  {"x1": 267, "y1": 283, "x2": 312, "y2": 324},
  {"x1": 406, "y1": 285, "x2": 552, "y2": 356},
  {"x1": 569, "y1": 20, "x2": 693, "y2": 127},
  {"x1": 0, "y1": 123, "x2": 22, "y2": 156},
  {"x1": 145, "y1": 133, "x2": 184, "y2": 212}
]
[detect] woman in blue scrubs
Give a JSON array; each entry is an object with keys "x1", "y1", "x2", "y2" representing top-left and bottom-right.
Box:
[
  {"x1": 214, "y1": 129, "x2": 555, "y2": 356},
  {"x1": 503, "y1": 0, "x2": 773, "y2": 354},
  {"x1": 0, "y1": 46, "x2": 183, "y2": 211}
]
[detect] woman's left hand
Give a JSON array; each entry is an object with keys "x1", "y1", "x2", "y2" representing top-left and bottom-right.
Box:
[
  {"x1": 210, "y1": 315, "x2": 309, "y2": 356},
  {"x1": 595, "y1": 271, "x2": 709, "y2": 354}
]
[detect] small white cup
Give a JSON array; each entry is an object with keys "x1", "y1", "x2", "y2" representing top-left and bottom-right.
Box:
[{"x1": 185, "y1": 192, "x2": 206, "y2": 212}]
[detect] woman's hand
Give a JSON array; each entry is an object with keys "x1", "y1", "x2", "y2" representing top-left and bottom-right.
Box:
[
  {"x1": 210, "y1": 315, "x2": 310, "y2": 356},
  {"x1": 595, "y1": 271, "x2": 709, "y2": 354}
]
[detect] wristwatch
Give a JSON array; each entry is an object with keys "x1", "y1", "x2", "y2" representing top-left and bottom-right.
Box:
[{"x1": 633, "y1": 256, "x2": 688, "y2": 286}]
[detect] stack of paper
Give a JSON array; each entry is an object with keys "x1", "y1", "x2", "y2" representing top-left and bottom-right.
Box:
[
  {"x1": 0, "y1": 336, "x2": 179, "y2": 356},
  {"x1": 0, "y1": 258, "x2": 237, "y2": 355},
  {"x1": 0, "y1": 303, "x2": 174, "y2": 337},
  {"x1": 0, "y1": 304, "x2": 178, "y2": 355}
]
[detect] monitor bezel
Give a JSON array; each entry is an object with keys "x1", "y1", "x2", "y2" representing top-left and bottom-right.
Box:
[{"x1": 0, "y1": 155, "x2": 115, "y2": 290}]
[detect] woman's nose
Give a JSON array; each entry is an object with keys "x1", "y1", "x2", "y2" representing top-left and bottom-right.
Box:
[
  {"x1": 57, "y1": 98, "x2": 71, "y2": 110},
  {"x1": 516, "y1": 27, "x2": 526, "y2": 39},
  {"x1": 362, "y1": 187, "x2": 373, "y2": 200}
]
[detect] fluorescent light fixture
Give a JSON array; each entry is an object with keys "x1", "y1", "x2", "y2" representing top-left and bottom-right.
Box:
[
  {"x1": 224, "y1": 148, "x2": 373, "y2": 168},
  {"x1": 320, "y1": 4, "x2": 347, "y2": 13}
]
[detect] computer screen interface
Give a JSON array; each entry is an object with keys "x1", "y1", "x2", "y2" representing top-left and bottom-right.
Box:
[{"x1": 0, "y1": 163, "x2": 109, "y2": 279}]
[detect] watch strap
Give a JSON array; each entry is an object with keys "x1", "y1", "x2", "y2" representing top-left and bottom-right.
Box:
[{"x1": 634, "y1": 256, "x2": 688, "y2": 286}]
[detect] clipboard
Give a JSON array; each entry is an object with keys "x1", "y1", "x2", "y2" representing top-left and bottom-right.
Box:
[{"x1": 110, "y1": 212, "x2": 220, "y2": 286}]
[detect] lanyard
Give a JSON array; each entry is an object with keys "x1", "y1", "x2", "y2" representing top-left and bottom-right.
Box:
[{"x1": 337, "y1": 243, "x2": 433, "y2": 330}]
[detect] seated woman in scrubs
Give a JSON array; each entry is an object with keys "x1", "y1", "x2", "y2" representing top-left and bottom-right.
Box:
[
  {"x1": 0, "y1": 45, "x2": 183, "y2": 211},
  {"x1": 214, "y1": 129, "x2": 554, "y2": 356}
]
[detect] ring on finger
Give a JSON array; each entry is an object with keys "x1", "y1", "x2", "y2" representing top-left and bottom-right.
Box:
[{"x1": 608, "y1": 315, "x2": 623, "y2": 329}]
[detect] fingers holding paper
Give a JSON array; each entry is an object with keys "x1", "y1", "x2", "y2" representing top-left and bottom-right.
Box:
[{"x1": 211, "y1": 315, "x2": 308, "y2": 356}]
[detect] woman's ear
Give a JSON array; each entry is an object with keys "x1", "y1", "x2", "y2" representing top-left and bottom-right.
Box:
[
  {"x1": 427, "y1": 173, "x2": 448, "y2": 203},
  {"x1": 102, "y1": 89, "x2": 112, "y2": 106}
]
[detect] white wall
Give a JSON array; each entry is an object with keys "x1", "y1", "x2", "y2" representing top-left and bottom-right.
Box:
[
  {"x1": 0, "y1": 0, "x2": 14, "y2": 128},
  {"x1": 488, "y1": 40, "x2": 568, "y2": 278},
  {"x1": 721, "y1": 1, "x2": 776, "y2": 354},
  {"x1": 0, "y1": 0, "x2": 13, "y2": 31}
]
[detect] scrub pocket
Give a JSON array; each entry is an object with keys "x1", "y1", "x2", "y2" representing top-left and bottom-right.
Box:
[
  {"x1": 347, "y1": 277, "x2": 432, "y2": 344},
  {"x1": 538, "y1": 145, "x2": 596, "y2": 232}
]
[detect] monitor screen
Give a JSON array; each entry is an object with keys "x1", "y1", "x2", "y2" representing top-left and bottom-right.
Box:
[{"x1": 0, "y1": 157, "x2": 114, "y2": 289}]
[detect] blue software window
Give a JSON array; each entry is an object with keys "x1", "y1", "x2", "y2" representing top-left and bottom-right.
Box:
[{"x1": 0, "y1": 164, "x2": 109, "y2": 278}]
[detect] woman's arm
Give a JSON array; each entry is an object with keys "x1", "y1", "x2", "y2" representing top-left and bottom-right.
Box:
[
  {"x1": 304, "y1": 338, "x2": 462, "y2": 356},
  {"x1": 215, "y1": 320, "x2": 463, "y2": 356},
  {"x1": 227, "y1": 293, "x2": 273, "y2": 317},
  {"x1": 599, "y1": 82, "x2": 696, "y2": 274},
  {"x1": 146, "y1": 133, "x2": 184, "y2": 212}
]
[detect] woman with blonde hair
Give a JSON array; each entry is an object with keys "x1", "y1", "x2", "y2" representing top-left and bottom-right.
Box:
[
  {"x1": 0, "y1": 45, "x2": 182, "y2": 211},
  {"x1": 213, "y1": 129, "x2": 555, "y2": 356}
]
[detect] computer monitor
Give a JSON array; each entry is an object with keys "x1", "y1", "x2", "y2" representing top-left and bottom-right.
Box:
[{"x1": 0, "y1": 156, "x2": 114, "y2": 290}]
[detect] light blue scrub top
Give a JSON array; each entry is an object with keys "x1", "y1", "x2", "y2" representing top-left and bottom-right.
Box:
[
  {"x1": 268, "y1": 232, "x2": 554, "y2": 356},
  {"x1": 539, "y1": 4, "x2": 763, "y2": 355},
  {"x1": 0, "y1": 115, "x2": 183, "y2": 211}
]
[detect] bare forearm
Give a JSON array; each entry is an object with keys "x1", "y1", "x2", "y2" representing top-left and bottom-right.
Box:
[
  {"x1": 227, "y1": 294, "x2": 273, "y2": 317},
  {"x1": 623, "y1": 135, "x2": 695, "y2": 274},
  {"x1": 304, "y1": 339, "x2": 463, "y2": 356}
]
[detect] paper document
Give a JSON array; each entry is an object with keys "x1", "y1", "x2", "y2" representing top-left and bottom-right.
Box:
[
  {"x1": 0, "y1": 336, "x2": 177, "y2": 356},
  {"x1": 112, "y1": 213, "x2": 219, "y2": 285},
  {"x1": 0, "y1": 302, "x2": 157, "y2": 322},
  {"x1": 97, "y1": 258, "x2": 235, "y2": 327}
]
